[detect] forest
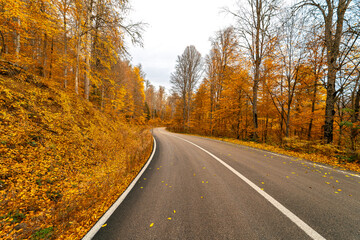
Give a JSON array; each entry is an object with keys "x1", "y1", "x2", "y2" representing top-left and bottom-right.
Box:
[
  {"x1": 0, "y1": 0, "x2": 153, "y2": 239},
  {"x1": 156, "y1": 0, "x2": 360, "y2": 167},
  {"x1": 0, "y1": 0, "x2": 360, "y2": 239},
  {"x1": 0, "y1": 0, "x2": 147, "y2": 116}
]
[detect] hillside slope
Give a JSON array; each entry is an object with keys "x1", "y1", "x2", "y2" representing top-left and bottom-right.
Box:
[{"x1": 0, "y1": 61, "x2": 153, "y2": 239}]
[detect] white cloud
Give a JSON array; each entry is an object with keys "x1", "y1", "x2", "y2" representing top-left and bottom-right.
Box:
[{"x1": 128, "y1": 0, "x2": 236, "y2": 91}]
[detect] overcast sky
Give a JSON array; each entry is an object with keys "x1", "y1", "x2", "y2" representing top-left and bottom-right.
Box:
[{"x1": 128, "y1": 0, "x2": 237, "y2": 91}]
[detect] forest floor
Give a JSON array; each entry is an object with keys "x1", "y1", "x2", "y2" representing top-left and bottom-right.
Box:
[
  {"x1": 168, "y1": 130, "x2": 360, "y2": 174},
  {"x1": 0, "y1": 61, "x2": 153, "y2": 240}
]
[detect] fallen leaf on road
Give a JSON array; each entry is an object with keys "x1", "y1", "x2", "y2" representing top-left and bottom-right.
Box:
[
  {"x1": 150, "y1": 223, "x2": 154, "y2": 227},
  {"x1": 168, "y1": 218, "x2": 172, "y2": 220},
  {"x1": 102, "y1": 224, "x2": 107, "y2": 227}
]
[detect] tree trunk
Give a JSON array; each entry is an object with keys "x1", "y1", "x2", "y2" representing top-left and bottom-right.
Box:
[
  {"x1": 350, "y1": 75, "x2": 360, "y2": 150},
  {"x1": 63, "y1": 11, "x2": 68, "y2": 88},
  {"x1": 252, "y1": 0, "x2": 262, "y2": 140},
  {"x1": 84, "y1": 1, "x2": 93, "y2": 100},
  {"x1": 308, "y1": 77, "x2": 318, "y2": 140},
  {"x1": 48, "y1": 37, "x2": 54, "y2": 80},
  {"x1": 324, "y1": 67, "x2": 336, "y2": 143},
  {"x1": 41, "y1": 33, "x2": 48, "y2": 77},
  {"x1": 0, "y1": 30, "x2": 5, "y2": 58},
  {"x1": 84, "y1": 36, "x2": 91, "y2": 100},
  {"x1": 101, "y1": 84, "x2": 105, "y2": 110},
  {"x1": 210, "y1": 88, "x2": 214, "y2": 135},
  {"x1": 322, "y1": 0, "x2": 349, "y2": 143},
  {"x1": 237, "y1": 92, "x2": 242, "y2": 139},
  {"x1": 15, "y1": 18, "x2": 20, "y2": 59},
  {"x1": 285, "y1": 100, "x2": 291, "y2": 137},
  {"x1": 253, "y1": 68, "x2": 259, "y2": 136},
  {"x1": 75, "y1": 34, "x2": 81, "y2": 95},
  {"x1": 264, "y1": 114, "x2": 269, "y2": 142},
  {"x1": 183, "y1": 95, "x2": 187, "y2": 131},
  {"x1": 337, "y1": 102, "x2": 343, "y2": 146},
  {"x1": 187, "y1": 88, "x2": 191, "y2": 131}
]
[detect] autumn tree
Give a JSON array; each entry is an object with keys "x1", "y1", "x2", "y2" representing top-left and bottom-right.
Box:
[
  {"x1": 205, "y1": 27, "x2": 242, "y2": 135},
  {"x1": 170, "y1": 45, "x2": 202, "y2": 131},
  {"x1": 155, "y1": 86, "x2": 166, "y2": 119},
  {"x1": 225, "y1": 0, "x2": 279, "y2": 139},
  {"x1": 303, "y1": 24, "x2": 326, "y2": 140},
  {"x1": 296, "y1": 0, "x2": 355, "y2": 143},
  {"x1": 0, "y1": 0, "x2": 146, "y2": 123},
  {"x1": 274, "y1": 9, "x2": 307, "y2": 137}
]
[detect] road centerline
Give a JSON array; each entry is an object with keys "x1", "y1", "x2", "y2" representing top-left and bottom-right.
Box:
[{"x1": 172, "y1": 134, "x2": 326, "y2": 240}]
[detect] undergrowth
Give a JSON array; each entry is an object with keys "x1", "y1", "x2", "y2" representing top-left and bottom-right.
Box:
[{"x1": 0, "y1": 63, "x2": 153, "y2": 239}]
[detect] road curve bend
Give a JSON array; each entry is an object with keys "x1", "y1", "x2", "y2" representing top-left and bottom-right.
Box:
[{"x1": 91, "y1": 128, "x2": 360, "y2": 240}]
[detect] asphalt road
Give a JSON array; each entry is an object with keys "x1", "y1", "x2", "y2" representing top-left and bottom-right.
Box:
[{"x1": 92, "y1": 128, "x2": 360, "y2": 240}]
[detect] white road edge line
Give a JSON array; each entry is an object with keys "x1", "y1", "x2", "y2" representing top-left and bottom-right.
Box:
[
  {"x1": 311, "y1": 163, "x2": 360, "y2": 178},
  {"x1": 82, "y1": 137, "x2": 157, "y2": 240},
  {"x1": 188, "y1": 132, "x2": 360, "y2": 178},
  {"x1": 173, "y1": 135, "x2": 326, "y2": 240}
]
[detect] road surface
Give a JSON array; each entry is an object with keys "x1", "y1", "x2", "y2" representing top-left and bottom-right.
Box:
[{"x1": 92, "y1": 128, "x2": 360, "y2": 239}]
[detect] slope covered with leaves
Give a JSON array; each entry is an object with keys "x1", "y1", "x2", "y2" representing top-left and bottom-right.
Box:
[{"x1": 0, "y1": 62, "x2": 153, "y2": 239}]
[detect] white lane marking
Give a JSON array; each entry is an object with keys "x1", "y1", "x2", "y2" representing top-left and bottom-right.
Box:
[
  {"x1": 82, "y1": 137, "x2": 157, "y2": 240},
  {"x1": 173, "y1": 135, "x2": 326, "y2": 240},
  {"x1": 172, "y1": 131, "x2": 360, "y2": 179}
]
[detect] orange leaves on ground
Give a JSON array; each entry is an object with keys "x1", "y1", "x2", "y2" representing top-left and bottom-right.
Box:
[{"x1": 0, "y1": 73, "x2": 153, "y2": 239}]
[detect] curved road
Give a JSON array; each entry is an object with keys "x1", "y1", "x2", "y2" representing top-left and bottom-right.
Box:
[{"x1": 92, "y1": 128, "x2": 360, "y2": 239}]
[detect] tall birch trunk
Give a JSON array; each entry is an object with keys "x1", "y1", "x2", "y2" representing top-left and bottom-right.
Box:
[
  {"x1": 63, "y1": 12, "x2": 68, "y2": 88},
  {"x1": 75, "y1": 33, "x2": 81, "y2": 95},
  {"x1": 15, "y1": 18, "x2": 20, "y2": 59}
]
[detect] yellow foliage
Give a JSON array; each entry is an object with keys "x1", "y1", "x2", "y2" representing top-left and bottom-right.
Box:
[{"x1": 0, "y1": 66, "x2": 153, "y2": 239}]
